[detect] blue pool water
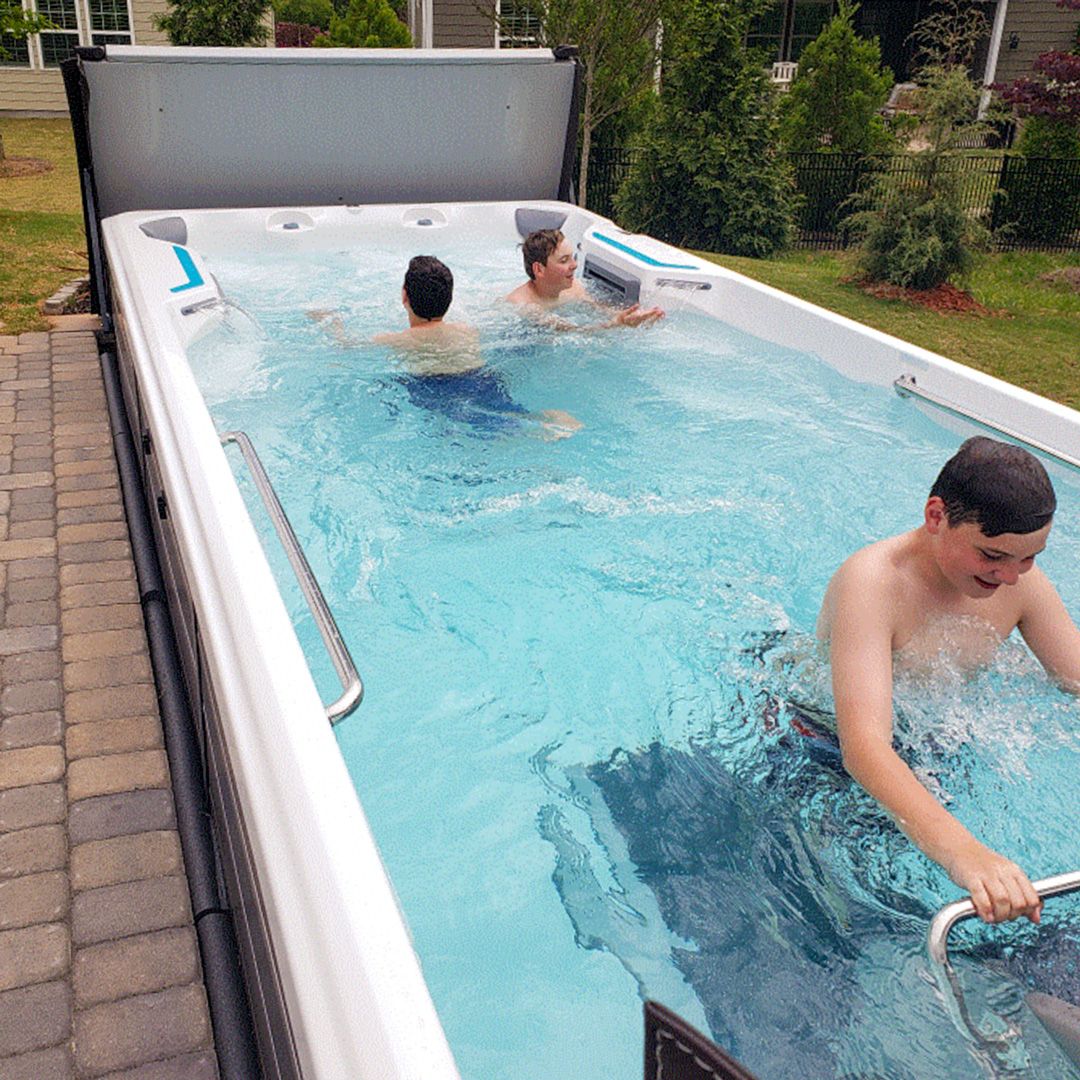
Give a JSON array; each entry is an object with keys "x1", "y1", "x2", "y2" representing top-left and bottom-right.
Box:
[{"x1": 188, "y1": 243, "x2": 1080, "y2": 1079}]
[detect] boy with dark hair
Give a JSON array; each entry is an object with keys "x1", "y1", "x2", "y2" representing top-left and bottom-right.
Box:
[
  {"x1": 371, "y1": 254, "x2": 480, "y2": 367},
  {"x1": 818, "y1": 437, "x2": 1080, "y2": 926},
  {"x1": 310, "y1": 255, "x2": 581, "y2": 436},
  {"x1": 401, "y1": 254, "x2": 454, "y2": 321},
  {"x1": 506, "y1": 228, "x2": 665, "y2": 329}
]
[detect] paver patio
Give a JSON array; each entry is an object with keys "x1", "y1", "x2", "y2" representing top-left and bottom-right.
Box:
[{"x1": 0, "y1": 327, "x2": 219, "y2": 1079}]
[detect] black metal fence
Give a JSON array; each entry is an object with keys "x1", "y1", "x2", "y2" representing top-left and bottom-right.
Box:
[{"x1": 581, "y1": 147, "x2": 1080, "y2": 253}]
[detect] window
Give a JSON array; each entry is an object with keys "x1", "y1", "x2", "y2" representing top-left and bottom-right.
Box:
[
  {"x1": 12, "y1": 0, "x2": 132, "y2": 70},
  {"x1": 747, "y1": 0, "x2": 836, "y2": 65},
  {"x1": 790, "y1": 0, "x2": 831, "y2": 61},
  {"x1": 746, "y1": 0, "x2": 786, "y2": 63},
  {"x1": 0, "y1": 33, "x2": 33, "y2": 66},
  {"x1": 497, "y1": 0, "x2": 541, "y2": 49}
]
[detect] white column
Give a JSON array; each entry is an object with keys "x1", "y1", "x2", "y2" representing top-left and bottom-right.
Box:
[{"x1": 979, "y1": 0, "x2": 1009, "y2": 119}]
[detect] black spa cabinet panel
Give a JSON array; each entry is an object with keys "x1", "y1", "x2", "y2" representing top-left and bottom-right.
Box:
[{"x1": 202, "y1": 677, "x2": 304, "y2": 1080}]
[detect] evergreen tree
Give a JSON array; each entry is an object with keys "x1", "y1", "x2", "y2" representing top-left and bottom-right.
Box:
[
  {"x1": 615, "y1": 0, "x2": 797, "y2": 256},
  {"x1": 779, "y1": 0, "x2": 894, "y2": 154},
  {"x1": 273, "y1": 0, "x2": 335, "y2": 29},
  {"x1": 518, "y1": 0, "x2": 663, "y2": 206},
  {"x1": 313, "y1": 0, "x2": 411, "y2": 47},
  {"x1": 847, "y1": 66, "x2": 990, "y2": 289},
  {"x1": 155, "y1": 0, "x2": 271, "y2": 46}
]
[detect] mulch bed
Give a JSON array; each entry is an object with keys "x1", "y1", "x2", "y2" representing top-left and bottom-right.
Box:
[
  {"x1": 66, "y1": 280, "x2": 92, "y2": 314},
  {"x1": 0, "y1": 157, "x2": 53, "y2": 178},
  {"x1": 1039, "y1": 267, "x2": 1080, "y2": 293},
  {"x1": 855, "y1": 279, "x2": 1001, "y2": 316}
]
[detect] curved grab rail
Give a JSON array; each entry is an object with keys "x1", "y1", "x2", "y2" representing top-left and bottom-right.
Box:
[
  {"x1": 894, "y1": 374, "x2": 1080, "y2": 473},
  {"x1": 928, "y1": 870, "x2": 1080, "y2": 968},
  {"x1": 220, "y1": 430, "x2": 362, "y2": 725}
]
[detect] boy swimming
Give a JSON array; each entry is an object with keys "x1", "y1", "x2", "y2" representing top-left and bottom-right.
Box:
[{"x1": 818, "y1": 437, "x2": 1080, "y2": 925}]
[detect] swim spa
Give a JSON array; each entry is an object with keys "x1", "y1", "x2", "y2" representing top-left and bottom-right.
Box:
[{"x1": 67, "y1": 47, "x2": 1080, "y2": 1080}]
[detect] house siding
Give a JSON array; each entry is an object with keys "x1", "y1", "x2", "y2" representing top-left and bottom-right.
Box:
[
  {"x1": 995, "y1": 0, "x2": 1078, "y2": 84},
  {"x1": 432, "y1": 0, "x2": 496, "y2": 48},
  {"x1": 1, "y1": 0, "x2": 174, "y2": 114},
  {"x1": 0, "y1": 68, "x2": 68, "y2": 114},
  {"x1": 131, "y1": 0, "x2": 170, "y2": 47}
]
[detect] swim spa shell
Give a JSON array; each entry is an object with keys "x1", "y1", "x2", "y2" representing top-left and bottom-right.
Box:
[{"x1": 400, "y1": 368, "x2": 531, "y2": 434}]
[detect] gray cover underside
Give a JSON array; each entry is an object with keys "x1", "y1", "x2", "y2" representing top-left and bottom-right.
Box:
[{"x1": 83, "y1": 47, "x2": 574, "y2": 218}]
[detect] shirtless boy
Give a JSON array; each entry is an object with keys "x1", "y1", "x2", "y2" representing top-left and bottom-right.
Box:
[
  {"x1": 311, "y1": 255, "x2": 580, "y2": 435},
  {"x1": 505, "y1": 229, "x2": 665, "y2": 329},
  {"x1": 310, "y1": 254, "x2": 480, "y2": 375},
  {"x1": 818, "y1": 437, "x2": 1080, "y2": 925}
]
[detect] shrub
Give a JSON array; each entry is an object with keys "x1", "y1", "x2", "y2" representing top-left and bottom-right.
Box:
[
  {"x1": 275, "y1": 20, "x2": 324, "y2": 46},
  {"x1": 615, "y1": 0, "x2": 797, "y2": 257},
  {"x1": 155, "y1": 0, "x2": 270, "y2": 46},
  {"x1": 779, "y1": 0, "x2": 895, "y2": 155},
  {"x1": 846, "y1": 65, "x2": 990, "y2": 288},
  {"x1": 273, "y1": 0, "x2": 334, "y2": 29},
  {"x1": 1017, "y1": 116, "x2": 1080, "y2": 159},
  {"x1": 312, "y1": 0, "x2": 410, "y2": 46}
]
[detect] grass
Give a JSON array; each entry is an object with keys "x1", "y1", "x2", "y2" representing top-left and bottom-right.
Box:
[
  {"x1": 700, "y1": 248, "x2": 1080, "y2": 410},
  {"x1": 1, "y1": 118, "x2": 1078, "y2": 408},
  {"x1": 0, "y1": 117, "x2": 86, "y2": 335}
]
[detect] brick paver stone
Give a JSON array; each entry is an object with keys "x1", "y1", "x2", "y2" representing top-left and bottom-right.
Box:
[
  {"x1": 0, "y1": 711, "x2": 62, "y2": 751},
  {"x1": 0, "y1": 1043, "x2": 74, "y2": 1080},
  {"x1": 73, "y1": 927, "x2": 200, "y2": 1007},
  {"x1": 67, "y1": 749, "x2": 168, "y2": 802},
  {"x1": 74, "y1": 983, "x2": 212, "y2": 1076},
  {"x1": 0, "y1": 871, "x2": 68, "y2": 930},
  {"x1": 0, "y1": 823, "x2": 66, "y2": 877},
  {"x1": 71, "y1": 876, "x2": 192, "y2": 947},
  {"x1": 0, "y1": 980, "x2": 71, "y2": 1056},
  {"x1": 97, "y1": 1051, "x2": 219, "y2": 1080},
  {"x1": 0, "y1": 746, "x2": 64, "y2": 791},
  {"x1": 71, "y1": 831, "x2": 183, "y2": 892},
  {"x1": 68, "y1": 790, "x2": 176, "y2": 845},
  {"x1": 0, "y1": 329, "x2": 217, "y2": 1077},
  {"x1": 0, "y1": 784, "x2": 65, "y2": 833},
  {"x1": 0, "y1": 922, "x2": 69, "y2": 991}
]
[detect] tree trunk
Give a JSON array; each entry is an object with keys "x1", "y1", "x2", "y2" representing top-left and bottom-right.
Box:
[
  {"x1": 0, "y1": 130, "x2": 6, "y2": 162},
  {"x1": 577, "y1": 72, "x2": 594, "y2": 207}
]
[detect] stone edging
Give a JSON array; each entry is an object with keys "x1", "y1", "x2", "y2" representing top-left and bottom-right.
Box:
[{"x1": 42, "y1": 281, "x2": 90, "y2": 318}]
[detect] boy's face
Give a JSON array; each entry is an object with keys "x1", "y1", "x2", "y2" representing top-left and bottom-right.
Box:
[
  {"x1": 534, "y1": 239, "x2": 578, "y2": 293},
  {"x1": 927, "y1": 497, "x2": 1051, "y2": 598}
]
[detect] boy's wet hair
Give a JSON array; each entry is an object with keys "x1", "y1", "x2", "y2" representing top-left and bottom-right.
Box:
[
  {"x1": 522, "y1": 229, "x2": 565, "y2": 280},
  {"x1": 931, "y1": 436, "x2": 1056, "y2": 536},
  {"x1": 404, "y1": 255, "x2": 453, "y2": 319}
]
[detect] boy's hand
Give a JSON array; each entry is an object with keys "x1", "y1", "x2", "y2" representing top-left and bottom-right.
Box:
[
  {"x1": 946, "y1": 841, "x2": 1043, "y2": 924},
  {"x1": 611, "y1": 304, "x2": 665, "y2": 328}
]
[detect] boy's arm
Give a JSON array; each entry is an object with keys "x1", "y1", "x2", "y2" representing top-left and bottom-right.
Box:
[
  {"x1": 828, "y1": 564, "x2": 1042, "y2": 924},
  {"x1": 308, "y1": 309, "x2": 359, "y2": 348},
  {"x1": 575, "y1": 282, "x2": 665, "y2": 327},
  {"x1": 1017, "y1": 567, "x2": 1080, "y2": 693}
]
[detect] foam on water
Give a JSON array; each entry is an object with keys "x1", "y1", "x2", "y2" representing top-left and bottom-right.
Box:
[{"x1": 187, "y1": 241, "x2": 1080, "y2": 1080}]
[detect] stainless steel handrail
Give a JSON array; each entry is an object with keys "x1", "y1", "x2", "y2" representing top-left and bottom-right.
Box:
[
  {"x1": 894, "y1": 374, "x2": 1080, "y2": 473},
  {"x1": 221, "y1": 430, "x2": 362, "y2": 725},
  {"x1": 928, "y1": 870, "x2": 1080, "y2": 968},
  {"x1": 927, "y1": 870, "x2": 1080, "y2": 1069}
]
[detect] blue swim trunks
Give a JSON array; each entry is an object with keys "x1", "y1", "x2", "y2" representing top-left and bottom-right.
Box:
[{"x1": 401, "y1": 369, "x2": 531, "y2": 435}]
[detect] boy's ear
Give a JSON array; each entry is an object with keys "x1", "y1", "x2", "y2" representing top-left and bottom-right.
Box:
[{"x1": 924, "y1": 495, "x2": 948, "y2": 533}]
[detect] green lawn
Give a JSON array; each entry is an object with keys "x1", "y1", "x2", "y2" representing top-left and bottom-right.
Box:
[
  {"x1": 700, "y1": 249, "x2": 1080, "y2": 410},
  {"x1": 0, "y1": 117, "x2": 86, "y2": 335},
  {"x1": 2, "y1": 117, "x2": 1078, "y2": 411}
]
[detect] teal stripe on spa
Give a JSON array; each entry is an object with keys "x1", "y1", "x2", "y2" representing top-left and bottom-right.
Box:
[
  {"x1": 170, "y1": 245, "x2": 205, "y2": 292},
  {"x1": 592, "y1": 232, "x2": 697, "y2": 269}
]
